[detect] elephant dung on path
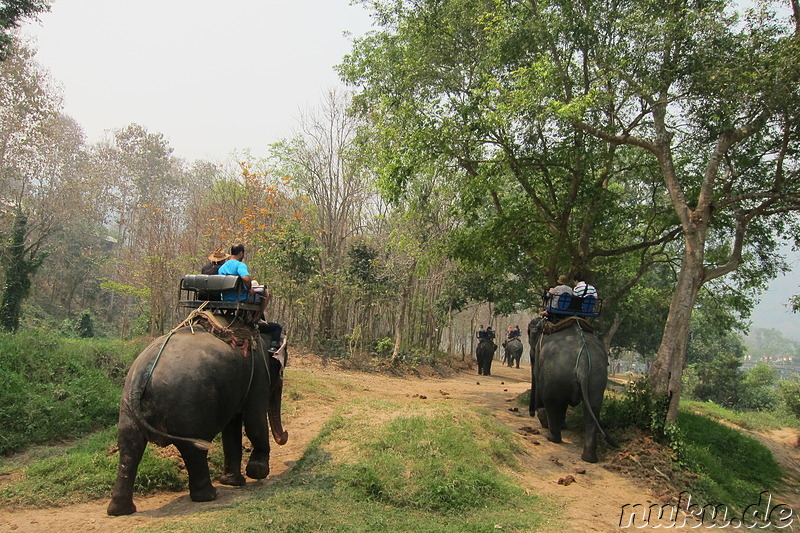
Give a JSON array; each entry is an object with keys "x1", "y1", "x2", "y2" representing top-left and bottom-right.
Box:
[
  {"x1": 527, "y1": 316, "x2": 614, "y2": 463},
  {"x1": 107, "y1": 327, "x2": 288, "y2": 516},
  {"x1": 505, "y1": 337, "x2": 523, "y2": 368},
  {"x1": 476, "y1": 338, "x2": 497, "y2": 376}
]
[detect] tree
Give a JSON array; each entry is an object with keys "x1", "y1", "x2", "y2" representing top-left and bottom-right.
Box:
[
  {"x1": 269, "y1": 90, "x2": 375, "y2": 339},
  {"x1": 0, "y1": 1, "x2": 51, "y2": 60},
  {"x1": 0, "y1": 209, "x2": 46, "y2": 331},
  {"x1": 339, "y1": 0, "x2": 683, "y2": 344},
  {"x1": 343, "y1": 0, "x2": 800, "y2": 422}
]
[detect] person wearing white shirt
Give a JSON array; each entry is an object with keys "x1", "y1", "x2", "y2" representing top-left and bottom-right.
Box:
[{"x1": 573, "y1": 275, "x2": 598, "y2": 298}]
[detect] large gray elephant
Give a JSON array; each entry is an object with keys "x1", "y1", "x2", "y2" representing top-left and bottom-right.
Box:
[
  {"x1": 476, "y1": 338, "x2": 497, "y2": 376},
  {"x1": 107, "y1": 327, "x2": 287, "y2": 516},
  {"x1": 504, "y1": 337, "x2": 523, "y2": 368},
  {"x1": 527, "y1": 316, "x2": 614, "y2": 462}
]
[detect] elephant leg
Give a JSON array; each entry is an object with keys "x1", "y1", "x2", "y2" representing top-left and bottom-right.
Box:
[
  {"x1": 544, "y1": 402, "x2": 567, "y2": 443},
  {"x1": 174, "y1": 442, "x2": 217, "y2": 502},
  {"x1": 218, "y1": 414, "x2": 246, "y2": 486},
  {"x1": 581, "y1": 404, "x2": 601, "y2": 463},
  {"x1": 243, "y1": 409, "x2": 271, "y2": 480},
  {"x1": 107, "y1": 419, "x2": 147, "y2": 516},
  {"x1": 536, "y1": 407, "x2": 549, "y2": 429}
]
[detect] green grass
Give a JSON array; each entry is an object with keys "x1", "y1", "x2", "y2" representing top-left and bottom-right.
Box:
[
  {"x1": 675, "y1": 411, "x2": 784, "y2": 510},
  {"x1": 0, "y1": 330, "x2": 146, "y2": 455},
  {"x1": 147, "y1": 399, "x2": 552, "y2": 533},
  {"x1": 0, "y1": 427, "x2": 187, "y2": 507},
  {"x1": 682, "y1": 399, "x2": 800, "y2": 432}
]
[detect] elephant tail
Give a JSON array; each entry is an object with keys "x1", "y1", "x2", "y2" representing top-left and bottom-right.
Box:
[
  {"x1": 124, "y1": 396, "x2": 213, "y2": 451},
  {"x1": 579, "y1": 375, "x2": 618, "y2": 449}
]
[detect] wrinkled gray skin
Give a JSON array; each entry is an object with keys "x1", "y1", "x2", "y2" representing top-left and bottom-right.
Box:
[
  {"x1": 527, "y1": 317, "x2": 612, "y2": 463},
  {"x1": 505, "y1": 338, "x2": 523, "y2": 368},
  {"x1": 476, "y1": 338, "x2": 497, "y2": 376},
  {"x1": 107, "y1": 328, "x2": 287, "y2": 516}
]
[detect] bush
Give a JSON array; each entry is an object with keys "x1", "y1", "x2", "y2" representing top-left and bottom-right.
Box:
[
  {"x1": 0, "y1": 331, "x2": 145, "y2": 455},
  {"x1": 778, "y1": 376, "x2": 800, "y2": 418}
]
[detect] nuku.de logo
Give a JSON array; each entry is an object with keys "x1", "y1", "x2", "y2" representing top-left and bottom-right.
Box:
[{"x1": 619, "y1": 491, "x2": 794, "y2": 529}]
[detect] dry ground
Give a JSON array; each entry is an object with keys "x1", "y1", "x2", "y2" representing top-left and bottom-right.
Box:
[{"x1": 1, "y1": 352, "x2": 798, "y2": 532}]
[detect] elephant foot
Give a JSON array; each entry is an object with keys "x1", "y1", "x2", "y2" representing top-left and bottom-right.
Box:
[
  {"x1": 189, "y1": 485, "x2": 218, "y2": 502},
  {"x1": 107, "y1": 499, "x2": 136, "y2": 516},
  {"x1": 218, "y1": 472, "x2": 246, "y2": 486},
  {"x1": 545, "y1": 432, "x2": 562, "y2": 443},
  {"x1": 581, "y1": 449, "x2": 599, "y2": 463},
  {"x1": 246, "y1": 459, "x2": 270, "y2": 479}
]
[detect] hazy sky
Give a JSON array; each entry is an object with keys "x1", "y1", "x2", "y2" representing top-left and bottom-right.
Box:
[
  {"x1": 16, "y1": 0, "x2": 800, "y2": 339},
  {"x1": 20, "y1": 0, "x2": 373, "y2": 162}
]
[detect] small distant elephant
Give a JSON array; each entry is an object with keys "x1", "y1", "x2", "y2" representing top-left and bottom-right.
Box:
[
  {"x1": 107, "y1": 328, "x2": 287, "y2": 516},
  {"x1": 527, "y1": 317, "x2": 614, "y2": 462},
  {"x1": 505, "y1": 338, "x2": 523, "y2": 368},
  {"x1": 476, "y1": 338, "x2": 497, "y2": 376}
]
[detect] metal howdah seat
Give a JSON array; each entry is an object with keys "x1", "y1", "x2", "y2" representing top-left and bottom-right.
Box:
[
  {"x1": 179, "y1": 274, "x2": 264, "y2": 313},
  {"x1": 544, "y1": 292, "x2": 602, "y2": 319}
]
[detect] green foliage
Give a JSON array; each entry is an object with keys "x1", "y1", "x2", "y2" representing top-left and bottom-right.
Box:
[
  {"x1": 738, "y1": 363, "x2": 778, "y2": 411},
  {"x1": 0, "y1": 1, "x2": 51, "y2": 59},
  {"x1": 690, "y1": 352, "x2": 743, "y2": 408},
  {"x1": 0, "y1": 211, "x2": 48, "y2": 332},
  {"x1": 373, "y1": 336, "x2": 394, "y2": 357},
  {"x1": 777, "y1": 376, "x2": 800, "y2": 418},
  {"x1": 0, "y1": 331, "x2": 145, "y2": 455}
]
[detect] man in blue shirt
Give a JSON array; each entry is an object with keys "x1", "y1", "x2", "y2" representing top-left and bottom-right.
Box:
[
  {"x1": 218, "y1": 243, "x2": 283, "y2": 353},
  {"x1": 218, "y1": 243, "x2": 254, "y2": 301}
]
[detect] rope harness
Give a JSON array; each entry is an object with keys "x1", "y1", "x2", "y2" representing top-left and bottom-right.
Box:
[{"x1": 142, "y1": 305, "x2": 262, "y2": 401}]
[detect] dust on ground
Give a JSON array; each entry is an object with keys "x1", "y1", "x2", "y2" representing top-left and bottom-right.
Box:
[{"x1": 1, "y1": 352, "x2": 798, "y2": 533}]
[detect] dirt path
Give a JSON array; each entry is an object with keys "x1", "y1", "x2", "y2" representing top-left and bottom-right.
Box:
[{"x1": 1, "y1": 355, "x2": 797, "y2": 532}]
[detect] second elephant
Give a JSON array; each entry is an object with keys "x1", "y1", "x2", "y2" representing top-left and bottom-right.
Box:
[{"x1": 476, "y1": 338, "x2": 497, "y2": 376}]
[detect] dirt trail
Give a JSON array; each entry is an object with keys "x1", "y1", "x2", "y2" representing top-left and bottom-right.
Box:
[{"x1": 1, "y1": 355, "x2": 797, "y2": 532}]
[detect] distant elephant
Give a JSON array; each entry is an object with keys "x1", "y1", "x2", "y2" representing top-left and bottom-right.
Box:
[
  {"x1": 107, "y1": 327, "x2": 287, "y2": 516},
  {"x1": 476, "y1": 338, "x2": 497, "y2": 376},
  {"x1": 527, "y1": 316, "x2": 614, "y2": 462},
  {"x1": 505, "y1": 337, "x2": 523, "y2": 368}
]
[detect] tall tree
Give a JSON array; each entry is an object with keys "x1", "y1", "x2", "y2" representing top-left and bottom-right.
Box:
[
  {"x1": 343, "y1": 0, "x2": 800, "y2": 421},
  {"x1": 0, "y1": 1, "x2": 51, "y2": 60},
  {"x1": 339, "y1": 0, "x2": 682, "y2": 333}
]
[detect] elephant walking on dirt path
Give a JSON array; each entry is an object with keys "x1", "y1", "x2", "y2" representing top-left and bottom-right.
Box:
[
  {"x1": 527, "y1": 317, "x2": 615, "y2": 462},
  {"x1": 476, "y1": 338, "x2": 497, "y2": 376},
  {"x1": 107, "y1": 327, "x2": 287, "y2": 516}
]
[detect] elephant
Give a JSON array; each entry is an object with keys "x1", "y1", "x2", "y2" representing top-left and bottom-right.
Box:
[
  {"x1": 476, "y1": 338, "x2": 497, "y2": 376},
  {"x1": 107, "y1": 326, "x2": 287, "y2": 516},
  {"x1": 504, "y1": 337, "x2": 523, "y2": 368},
  {"x1": 527, "y1": 316, "x2": 614, "y2": 462}
]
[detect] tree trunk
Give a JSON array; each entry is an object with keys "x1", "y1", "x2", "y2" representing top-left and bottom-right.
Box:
[{"x1": 649, "y1": 232, "x2": 706, "y2": 421}]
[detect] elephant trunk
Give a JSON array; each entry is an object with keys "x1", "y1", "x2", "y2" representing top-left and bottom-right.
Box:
[{"x1": 268, "y1": 401, "x2": 288, "y2": 445}]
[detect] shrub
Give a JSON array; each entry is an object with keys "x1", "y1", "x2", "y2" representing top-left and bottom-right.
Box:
[{"x1": 778, "y1": 376, "x2": 800, "y2": 418}]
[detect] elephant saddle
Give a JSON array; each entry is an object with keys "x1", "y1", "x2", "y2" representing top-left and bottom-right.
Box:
[
  {"x1": 543, "y1": 316, "x2": 594, "y2": 335},
  {"x1": 187, "y1": 311, "x2": 260, "y2": 356}
]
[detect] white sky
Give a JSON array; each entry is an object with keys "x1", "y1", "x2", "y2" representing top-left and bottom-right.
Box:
[
  {"x1": 16, "y1": 0, "x2": 800, "y2": 340},
  {"x1": 20, "y1": 0, "x2": 373, "y2": 162}
]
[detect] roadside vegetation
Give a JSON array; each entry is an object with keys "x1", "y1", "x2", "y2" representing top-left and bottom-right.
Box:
[
  {"x1": 601, "y1": 379, "x2": 791, "y2": 512},
  {"x1": 0, "y1": 331, "x2": 145, "y2": 456}
]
